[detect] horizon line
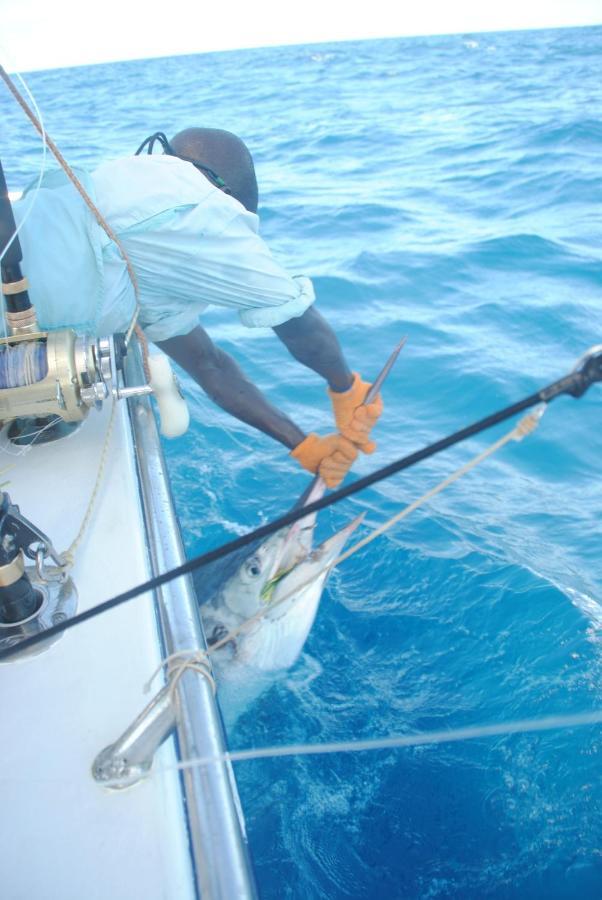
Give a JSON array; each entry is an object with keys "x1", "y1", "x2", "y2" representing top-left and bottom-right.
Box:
[{"x1": 8, "y1": 21, "x2": 600, "y2": 75}]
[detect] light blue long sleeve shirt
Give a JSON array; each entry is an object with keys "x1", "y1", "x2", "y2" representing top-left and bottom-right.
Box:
[{"x1": 14, "y1": 154, "x2": 315, "y2": 341}]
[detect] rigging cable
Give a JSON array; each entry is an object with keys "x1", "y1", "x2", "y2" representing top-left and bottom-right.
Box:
[{"x1": 0, "y1": 343, "x2": 600, "y2": 664}]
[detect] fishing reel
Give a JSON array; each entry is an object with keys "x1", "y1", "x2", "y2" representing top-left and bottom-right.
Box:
[
  {"x1": 0, "y1": 325, "x2": 130, "y2": 424},
  {"x1": 0, "y1": 321, "x2": 189, "y2": 439},
  {"x1": 0, "y1": 324, "x2": 189, "y2": 441}
]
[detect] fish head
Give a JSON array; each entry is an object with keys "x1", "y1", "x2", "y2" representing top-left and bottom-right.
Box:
[
  {"x1": 229, "y1": 512, "x2": 364, "y2": 671},
  {"x1": 196, "y1": 481, "x2": 326, "y2": 624},
  {"x1": 267, "y1": 514, "x2": 364, "y2": 620},
  {"x1": 221, "y1": 528, "x2": 303, "y2": 620},
  {"x1": 195, "y1": 478, "x2": 362, "y2": 673}
]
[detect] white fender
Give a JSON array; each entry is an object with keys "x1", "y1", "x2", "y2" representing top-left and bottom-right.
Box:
[{"x1": 148, "y1": 354, "x2": 190, "y2": 438}]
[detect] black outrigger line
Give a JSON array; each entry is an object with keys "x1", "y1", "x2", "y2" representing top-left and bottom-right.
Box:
[{"x1": 0, "y1": 344, "x2": 601, "y2": 663}]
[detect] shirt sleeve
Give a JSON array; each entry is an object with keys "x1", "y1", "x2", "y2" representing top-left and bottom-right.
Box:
[
  {"x1": 140, "y1": 308, "x2": 202, "y2": 343},
  {"x1": 186, "y1": 204, "x2": 316, "y2": 328},
  {"x1": 113, "y1": 190, "x2": 316, "y2": 340},
  {"x1": 237, "y1": 274, "x2": 315, "y2": 327}
]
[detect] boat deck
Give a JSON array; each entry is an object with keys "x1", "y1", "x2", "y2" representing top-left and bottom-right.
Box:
[{"x1": 1, "y1": 401, "x2": 196, "y2": 900}]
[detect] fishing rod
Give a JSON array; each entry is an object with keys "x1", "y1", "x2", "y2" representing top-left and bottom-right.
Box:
[
  {"x1": 0, "y1": 156, "x2": 34, "y2": 318},
  {"x1": 0, "y1": 343, "x2": 600, "y2": 663}
]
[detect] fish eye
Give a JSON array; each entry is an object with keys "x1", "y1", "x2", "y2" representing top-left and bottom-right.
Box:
[{"x1": 244, "y1": 556, "x2": 262, "y2": 578}]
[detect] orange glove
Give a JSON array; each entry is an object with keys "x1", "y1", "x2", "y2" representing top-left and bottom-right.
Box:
[
  {"x1": 290, "y1": 433, "x2": 358, "y2": 488},
  {"x1": 328, "y1": 372, "x2": 383, "y2": 453}
]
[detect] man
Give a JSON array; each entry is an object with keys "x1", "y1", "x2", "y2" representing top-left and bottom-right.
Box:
[{"x1": 14, "y1": 127, "x2": 382, "y2": 485}]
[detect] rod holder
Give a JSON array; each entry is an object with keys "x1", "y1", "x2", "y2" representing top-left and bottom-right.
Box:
[{"x1": 92, "y1": 683, "x2": 178, "y2": 789}]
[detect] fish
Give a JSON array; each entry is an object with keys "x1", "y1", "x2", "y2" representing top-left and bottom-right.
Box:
[
  {"x1": 195, "y1": 341, "x2": 404, "y2": 721},
  {"x1": 194, "y1": 481, "x2": 363, "y2": 721}
]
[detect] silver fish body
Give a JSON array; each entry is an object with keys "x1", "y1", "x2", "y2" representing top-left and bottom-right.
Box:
[{"x1": 194, "y1": 488, "x2": 363, "y2": 720}]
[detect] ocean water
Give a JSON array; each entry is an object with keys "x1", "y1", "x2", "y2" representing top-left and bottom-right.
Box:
[{"x1": 2, "y1": 26, "x2": 602, "y2": 898}]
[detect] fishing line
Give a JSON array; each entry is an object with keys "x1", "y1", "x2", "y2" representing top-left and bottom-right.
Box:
[
  {"x1": 0, "y1": 349, "x2": 600, "y2": 664},
  {"x1": 102, "y1": 709, "x2": 602, "y2": 788},
  {"x1": 0, "y1": 415, "x2": 63, "y2": 459}
]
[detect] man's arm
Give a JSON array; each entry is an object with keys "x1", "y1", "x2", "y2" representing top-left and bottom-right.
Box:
[
  {"x1": 156, "y1": 326, "x2": 305, "y2": 449},
  {"x1": 274, "y1": 304, "x2": 384, "y2": 452},
  {"x1": 272, "y1": 306, "x2": 354, "y2": 393}
]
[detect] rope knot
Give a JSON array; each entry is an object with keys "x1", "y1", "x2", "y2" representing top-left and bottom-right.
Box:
[
  {"x1": 144, "y1": 649, "x2": 216, "y2": 699},
  {"x1": 513, "y1": 404, "x2": 546, "y2": 441}
]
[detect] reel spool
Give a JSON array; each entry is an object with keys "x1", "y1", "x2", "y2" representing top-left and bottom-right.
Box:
[
  {"x1": 0, "y1": 329, "x2": 126, "y2": 424},
  {"x1": 0, "y1": 329, "x2": 189, "y2": 439}
]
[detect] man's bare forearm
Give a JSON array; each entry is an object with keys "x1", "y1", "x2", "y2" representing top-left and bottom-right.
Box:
[
  {"x1": 273, "y1": 306, "x2": 354, "y2": 392},
  {"x1": 157, "y1": 327, "x2": 306, "y2": 449}
]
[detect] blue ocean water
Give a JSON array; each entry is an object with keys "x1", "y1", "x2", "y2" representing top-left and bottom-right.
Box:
[{"x1": 2, "y1": 26, "x2": 602, "y2": 898}]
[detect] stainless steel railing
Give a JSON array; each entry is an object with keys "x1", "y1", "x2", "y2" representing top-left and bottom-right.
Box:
[{"x1": 125, "y1": 348, "x2": 257, "y2": 900}]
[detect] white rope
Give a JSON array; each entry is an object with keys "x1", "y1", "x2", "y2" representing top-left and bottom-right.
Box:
[
  {"x1": 144, "y1": 648, "x2": 217, "y2": 700},
  {"x1": 59, "y1": 400, "x2": 117, "y2": 569},
  {"x1": 334, "y1": 405, "x2": 545, "y2": 568}
]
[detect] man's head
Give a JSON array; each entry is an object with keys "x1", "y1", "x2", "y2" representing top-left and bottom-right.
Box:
[{"x1": 170, "y1": 127, "x2": 258, "y2": 213}]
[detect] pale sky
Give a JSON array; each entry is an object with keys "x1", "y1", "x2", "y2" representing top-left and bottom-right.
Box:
[{"x1": 2, "y1": 0, "x2": 602, "y2": 72}]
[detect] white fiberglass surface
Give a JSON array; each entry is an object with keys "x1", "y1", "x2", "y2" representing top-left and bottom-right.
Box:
[{"x1": 0, "y1": 402, "x2": 195, "y2": 900}]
